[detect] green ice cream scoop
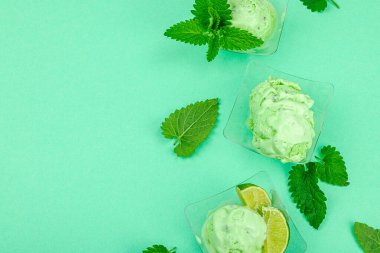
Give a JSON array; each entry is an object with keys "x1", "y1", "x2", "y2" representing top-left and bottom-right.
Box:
[
  {"x1": 202, "y1": 205, "x2": 267, "y2": 253},
  {"x1": 228, "y1": 0, "x2": 277, "y2": 42},
  {"x1": 248, "y1": 78, "x2": 315, "y2": 163}
]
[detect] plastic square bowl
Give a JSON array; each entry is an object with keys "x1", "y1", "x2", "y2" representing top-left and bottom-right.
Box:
[
  {"x1": 223, "y1": 61, "x2": 334, "y2": 163},
  {"x1": 185, "y1": 171, "x2": 307, "y2": 252}
]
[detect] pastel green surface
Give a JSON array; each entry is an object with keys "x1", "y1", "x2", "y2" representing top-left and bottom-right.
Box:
[{"x1": 0, "y1": 1, "x2": 379, "y2": 253}]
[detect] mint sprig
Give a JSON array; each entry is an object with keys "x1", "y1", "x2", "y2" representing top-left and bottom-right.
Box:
[
  {"x1": 288, "y1": 145, "x2": 349, "y2": 229},
  {"x1": 164, "y1": 0, "x2": 263, "y2": 61}
]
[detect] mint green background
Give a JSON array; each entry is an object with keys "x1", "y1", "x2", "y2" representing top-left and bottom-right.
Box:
[{"x1": 0, "y1": 0, "x2": 379, "y2": 252}]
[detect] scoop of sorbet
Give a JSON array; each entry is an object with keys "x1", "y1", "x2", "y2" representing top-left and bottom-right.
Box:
[
  {"x1": 248, "y1": 78, "x2": 315, "y2": 163},
  {"x1": 202, "y1": 205, "x2": 267, "y2": 253}
]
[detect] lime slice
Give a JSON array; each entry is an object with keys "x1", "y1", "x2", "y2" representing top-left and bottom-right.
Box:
[
  {"x1": 236, "y1": 183, "x2": 271, "y2": 212},
  {"x1": 262, "y1": 206, "x2": 289, "y2": 253}
]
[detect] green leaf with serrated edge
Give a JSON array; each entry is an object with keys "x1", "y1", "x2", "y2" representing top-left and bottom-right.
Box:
[
  {"x1": 300, "y1": 0, "x2": 340, "y2": 12},
  {"x1": 208, "y1": 7, "x2": 221, "y2": 30},
  {"x1": 288, "y1": 163, "x2": 327, "y2": 229},
  {"x1": 161, "y1": 98, "x2": 218, "y2": 157},
  {"x1": 220, "y1": 26, "x2": 263, "y2": 51},
  {"x1": 300, "y1": 0, "x2": 327, "y2": 12},
  {"x1": 164, "y1": 19, "x2": 209, "y2": 46},
  {"x1": 354, "y1": 222, "x2": 380, "y2": 253},
  {"x1": 142, "y1": 244, "x2": 177, "y2": 253},
  {"x1": 316, "y1": 145, "x2": 349, "y2": 186},
  {"x1": 207, "y1": 35, "x2": 220, "y2": 62},
  {"x1": 192, "y1": 0, "x2": 231, "y2": 28}
]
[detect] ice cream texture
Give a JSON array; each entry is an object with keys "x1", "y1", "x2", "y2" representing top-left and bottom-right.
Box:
[
  {"x1": 228, "y1": 0, "x2": 277, "y2": 41},
  {"x1": 248, "y1": 78, "x2": 315, "y2": 163},
  {"x1": 202, "y1": 204, "x2": 267, "y2": 253}
]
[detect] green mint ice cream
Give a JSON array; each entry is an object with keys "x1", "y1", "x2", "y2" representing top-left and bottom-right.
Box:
[
  {"x1": 228, "y1": 0, "x2": 277, "y2": 41},
  {"x1": 248, "y1": 78, "x2": 315, "y2": 163},
  {"x1": 202, "y1": 205, "x2": 267, "y2": 253}
]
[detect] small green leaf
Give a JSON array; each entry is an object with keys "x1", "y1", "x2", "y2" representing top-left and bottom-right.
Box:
[
  {"x1": 207, "y1": 35, "x2": 220, "y2": 62},
  {"x1": 354, "y1": 222, "x2": 380, "y2": 253},
  {"x1": 300, "y1": 0, "x2": 340, "y2": 12},
  {"x1": 220, "y1": 26, "x2": 263, "y2": 51},
  {"x1": 288, "y1": 163, "x2": 327, "y2": 229},
  {"x1": 300, "y1": 0, "x2": 327, "y2": 12},
  {"x1": 316, "y1": 145, "x2": 349, "y2": 186},
  {"x1": 161, "y1": 98, "x2": 219, "y2": 157},
  {"x1": 192, "y1": 0, "x2": 232, "y2": 28},
  {"x1": 143, "y1": 244, "x2": 176, "y2": 253},
  {"x1": 164, "y1": 19, "x2": 209, "y2": 46}
]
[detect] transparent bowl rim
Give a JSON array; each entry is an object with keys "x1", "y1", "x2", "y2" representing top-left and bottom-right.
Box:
[
  {"x1": 245, "y1": 61, "x2": 335, "y2": 90},
  {"x1": 223, "y1": 60, "x2": 335, "y2": 164},
  {"x1": 237, "y1": 0, "x2": 291, "y2": 55},
  {"x1": 184, "y1": 170, "x2": 307, "y2": 252}
]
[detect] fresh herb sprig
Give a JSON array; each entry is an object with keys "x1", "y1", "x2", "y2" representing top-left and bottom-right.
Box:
[
  {"x1": 143, "y1": 244, "x2": 176, "y2": 253},
  {"x1": 300, "y1": 0, "x2": 340, "y2": 12},
  {"x1": 288, "y1": 145, "x2": 349, "y2": 229},
  {"x1": 164, "y1": 0, "x2": 263, "y2": 61}
]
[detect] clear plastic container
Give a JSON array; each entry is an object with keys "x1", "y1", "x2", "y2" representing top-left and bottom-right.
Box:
[
  {"x1": 223, "y1": 61, "x2": 334, "y2": 163},
  {"x1": 185, "y1": 171, "x2": 307, "y2": 253}
]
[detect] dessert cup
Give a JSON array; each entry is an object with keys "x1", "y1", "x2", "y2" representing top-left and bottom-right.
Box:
[
  {"x1": 223, "y1": 61, "x2": 334, "y2": 163},
  {"x1": 185, "y1": 171, "x2": 307, "y2": 253}
]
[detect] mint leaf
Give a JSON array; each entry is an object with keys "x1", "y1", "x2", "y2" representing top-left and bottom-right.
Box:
[
  {"x1": 165, "y1": 0, "x2": 264, "y2": 61},
  {"x1": 192, "y1": 0, "x2": 232, "y2": 28},
  {"x1": 316, "y1": 145, "x2": 349, "y2": 186},
  {"x1": 164, "y1": 19, "x2": 209, "y2": 46},
  {"x1": 143, "y1": 245, "x2": 176, "y2": 253},
  {"x1": 300, "y1": 0, "x2": 339, "y2": 12},
  {"x1": 354, "y1": 222, "x2": 380, "y2": 253},
  {"x1": 161, "y1": 98, "x2": 219, "y2": 157},
  {"x1": 208, "y1": 7, "x2": 221, "y2": 30},
  {"x1": 300, "y1": 0, "x2": 327, "y2": 12},
  {"x1": 207, "y1": 35, "x2": 220, "y2": 62},
  {"x1": 288, "y1": 163, "x2": 327, "y2": 229},
  {"x1": 220, "y1": 27, "x2": 263, "y2": 51}
]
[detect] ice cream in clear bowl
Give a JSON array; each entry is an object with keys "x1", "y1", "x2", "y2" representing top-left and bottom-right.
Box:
[
  {"x1": 185, "y1": 171, "x2": 306, "y2": 253},
  {"x1": 227, "y1": 0, "x2": 288, "y2": 55},
  {"x1": 223, "y1": 61, "x2": 334, "y2": 164}
]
